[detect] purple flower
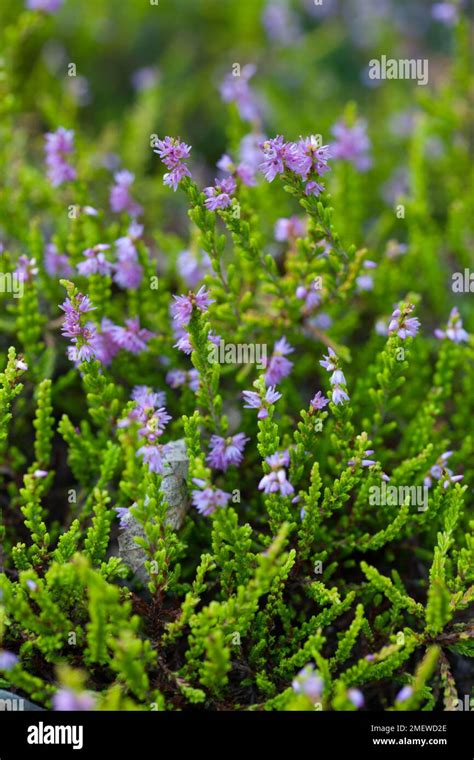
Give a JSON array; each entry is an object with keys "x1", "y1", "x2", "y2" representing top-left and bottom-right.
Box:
[
  {"x1": 275, "y1": 216, "x2": 306, "y2": 242},
  {"x1": 154, "y1": 137, "x2": 192, "y2": 191},
  {"x1": 204, "y1": 176, "x2": 237, "y2": 211},
  {"x1": 131, "y1": 385, "x2": 166, "y2": 410},
  {"x1": 192, "y1": 482, "x2": 231, "y2": 516},
  {"x1": 171, "y1": 286, "x2": 214, "y2": 328},
  {"x1": 331, "y1": 386, "x2": 350, "y2": 405},
  {"x1": 26, "y1": 0, "x2": 63, "y2": 12},
  {"x1": 242, "y1": 385, "x2": 282, "y2": 418},
  {"x1": 286, "y1": 136, "x2": 332, "y2": 179},
  {"x1": 137, "y1": 444, "x2": 165, "y2": 474},
  {"x1": 118, "y1": 385, "x2": 166, "y2": 429},
  {"x1": 33, "y1": 469, "x2": 48, "y2": 478},
  {"x1": 395, "y1": 685, "x2": 413, "y2": 703},
  {"x1": 44, "y1": 127, "x2": 76, "y2": 186},
  {"x1": 320, "y1": 347, "x2": 350, "y2": 405},
  {"x1": 206, "y1": 433, "x2": 249, "y2": 471},
  {"x1": 113, "y1": 226, "x2": 144, "y2": 290},
  {"x1": 262, "y1": 1, "x2": 300, "y2": 45},
  {"x1": 0, "y1": 650, "x2": 19, "y2": 671},
  {"x1": 348, "y1": 449, "x2": 377, "y2": 468},
  {"x1": 388, "y1": 303, "x2": 420, "y2": 340},
  {"x1": 52, "y1": 688, "x2": 96, "y2": 711},
  {"x1": 220, "y1": 64, "x2": 260, "y2": 122},
  {"x1": 60, "y1": 293, "x2": 98, "y2": 363},
  {"x1": 88, "y1": 318, "x2": 121, "y2": 366},
  {"x1": 259, "y1": 451, "x2": 294, "y2": 496},
  {"x1": 44, "y1": 244, "x2": 72, "y2": 277},
  {"x1": 77, "y1": 244, "x2": 112, "y2": 277},
  {"x1": 432, "y1": 3, "x2": 458, "y2": 25},
  {"x1": 114, "y1": 507, "x2": 130, "y2": 527},
  {"x1": 434, "y1": 307, "x2": 469, "y2": 344},
  {"x1": 264, "y1": 336, "x2": 294, "y2": 386},
  {"x1": 259, "y1": 135, "x2": 291, "y2": 181},
  {"x1": 424, "y1": 451, "x2": 463, "y2": 490},
  {"x1": 310, "y1": 391, "x2": 329, "y2": 411},
  {"x1": 217, "y1": 153, "x2": 256, "y2": 187},
  {"x1": 109, "y1": 318, "x2": 154, "y2": 354},
  {"x1": 172, "y1": 325, "x2": 193, "y2": 355},
  {"x1": 138, "y1": 407, "x2": 172, "y2": 443},
  {"x1": 292, "y1": 664, "x2": 323, "y2": 702},
  {"x1": 304, "y1": 180, "x2": 325, "y2": 196},
  {"x1": 319, "y1": 347, "x2": 338, "y2": 373},
  {"x1": 296, "y1": 279, "x2": 322, "y2": 312},
  {"x1": 15, "y1": 255, "x2": 38, "y2": 282},
  {"x1": 348, "y1": 688, "x2": 365, "y2": 709},
  {"x1": 166, "y1": 368, "x2": 200, "y2": 392},
  {"x1": 178, "y1": 249, "x2": 212, "y2": 288},
  {"x1": 331, "y1": 119, "x2": 371, "y2": 171},
  {"x1": 154, "y1": 136, "x2": 191, "y2": 169},
  {"x1": 60, "y1": 294, "x2": 95, "y2": 336},
  {"x1": 109, "y1": 170, "x2": 142, "y2": 216},
  {"x1": 240, "y1": 132, "x2": 266, "y2": 171},
  {"x1": 131, "y1": 66, "x2": 159, "y2": 91}
]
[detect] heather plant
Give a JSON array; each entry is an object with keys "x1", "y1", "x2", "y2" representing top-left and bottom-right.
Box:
[{"x1": 0, "y1": 0, "x2": 473, "y2": 713}]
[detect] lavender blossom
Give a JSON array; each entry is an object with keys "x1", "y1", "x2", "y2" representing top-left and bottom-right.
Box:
[
  {"x1": 154, "y1": 136, "x2": 192, "y2": 191},
  {"x1": 131, "y1": 66, "x2": 159, "y2": 91},
  {"x1": 114, "y1": 506, "x2": 130, "y2": 527},
  {"x1": 220, "y1": 64, "x2": 260, "y2": 122},
  {"x1": 0, "y1": 650, "x2": 19, "y2": 671},
  {"x1": 60, "y1": 293, "x2": 98, "y2": 363},
  {"x1": 242, "y1": 385, "x2": 282, "y2": 419},
  {"x1": 275, "y1": 216, "x2": 306, "y2": 242},
  {"x1": 44, "y1": 244, "x2": 72, "y2": 277},
  {"x1": 203, "y1": 176, "x2": 237, "y2": 211},
  {"x1": 259, "y1": 135, "x2": 291, "y2": 181},
  {"x1": 264, "y1": 336, "x2": 294, "y2": 386},
  {"x1": 348, "y1": 688, "x2": 365, "y2": 709},
  {"x1": 77, "y1": 244, "x2": 112, "y2": 277},
  {"x1": 52, "y1": 688, "x2": 96, "y2": 711},
  {"x1": 262, "y1": 1, "x2": 300, "y2": 45},
  {"x1": 292, "y1": 664, "x2": 323, "y2": 702},
  {"x1": 15, "y1": 255, "x2": 38, "y2": 282},
  {"x1": 320, "y1": 347, "x2": 350, "y2": 405},
  {"x1": 44, "y1": 127, "x2": 76, "y2": 186},
  {"x1": 171, "y1": 286, "x2": 214, "y2": 329},
  {"x1": 331, "y1": 119, "x2": 371, "y2": 171},
  {"x1": 217, "y1": 154, "x2": 256, "y2": 187},
  {"x1": 192, "y1": 481, "x2": 231, "y2": 516},
  {"x1": 109, "y1": 170, "x2": 143, "y2": 216},
  {"x1": 388, "y1": 303, "x2": 420, "y2": 340},
  {"x1": 166, "y1": 368, "x2": 200, "y2": 392},
  {"x1": 113, "y1": 225, "x2": 144, "y2": 290},
  {"x1": 434, "y1": 307, "x2": 469, "y2": 344},
  {"x1": 138, "y1": 407, "x2": 172, "y2": 443},
  {"x1": 27, "y1": 0, "x2": 63, "y2": 13},
  {"x1": 137, "y1": 444, "x2": 165, "y2": 474},
  {"x1": 296, "y1": 279, "x2": 322, "y2": 312},
  {"x1": 431, "y1": 3, "x2": 458, "y2": 24},
  {"x1": 395, "y1": 685, "x2": 413, "y2": 703},
  {"x1": 348, "y1": 449, "x2": 377, "y2": 468},
  {"x1": 177, "y1": 249, "x2": 212, "y2": 288},
  {"x1": 310, "y1": 391, "x2": 329, "y2": 411},
  {"x1": 240, "y1": 132, "x2": 266, "y2": 172},
  {"x1": 206, "y1": 433, "x2": 249, "y2": 471},
  {"x1": 109, "y1": 318, "x2": 155, "y2": 354},
  {"x1": 258, "y1": 450, "x2": 294, "y2": 496},
  {"x1": 88, "y1": 318, "x2": 121, "y2": 366}
]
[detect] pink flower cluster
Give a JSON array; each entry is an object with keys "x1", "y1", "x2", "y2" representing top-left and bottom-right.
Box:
[{"x1": 259, "y1": 134, "x2": 331, "y2": 196}]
